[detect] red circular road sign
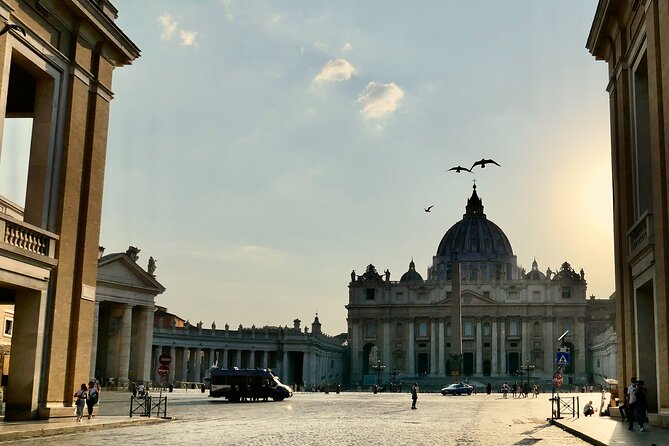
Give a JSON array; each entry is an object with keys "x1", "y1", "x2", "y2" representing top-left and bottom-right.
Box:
[
  {"x1": 157, "y1": 364, "x2": 170, "y2": 377},
  {"x1": 159, "y1": 354, "x2": 172, "y2": 366}
]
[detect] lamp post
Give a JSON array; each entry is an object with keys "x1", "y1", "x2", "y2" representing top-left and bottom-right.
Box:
[
  {"x1": 371, "y1": 360, "x2": 386, "y2": 392},
  {"x1": 521, "y1": 361, "x2": 535, "y2": 390}
]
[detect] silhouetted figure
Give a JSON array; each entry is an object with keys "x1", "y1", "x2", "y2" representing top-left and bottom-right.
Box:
[
  {"x1": 449, "y1": 165, "x2": 473, "y2": 173},
  {"x1": 424, "y1": 205, "x2": 434, "y2": 212},
  {"x1": 471, "y1": 158, "x2": 501, "y2": 169}
]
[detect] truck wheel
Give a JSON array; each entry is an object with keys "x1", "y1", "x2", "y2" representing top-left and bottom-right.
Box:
[{"x1": 273, "y1": 396, "x2": 284, "y2": 401}]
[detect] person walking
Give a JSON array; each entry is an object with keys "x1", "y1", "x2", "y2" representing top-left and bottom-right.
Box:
[
  {"x1": 635, "y1": 380, "x2": 648, "y2": 432},
  {"x1": 512, "y1": 382, "x2": 517, "y2": 398},
  {"x1": 411, "y1": 383, "x2": 418, "y2": 410},
  {"x1": 486, "y1": 382, "x2": 492, "y2": 395},
  {"x1": 627, "y1": 377, "x2": 637, "y2": 431},
  {"x1": 74, "y1": 383, "x2": 88, "y2": 422},
  {"x1": 86, "y1": 380, "x2": 100, "y2": 419},
  {"x1": 502, "y1": 382, "x2": 509, "y2": 399}
]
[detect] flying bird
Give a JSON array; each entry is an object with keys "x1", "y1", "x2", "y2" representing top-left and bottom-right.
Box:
[
  {"x1": 448, "y1": 165, "x2": 473, "y2": 173},
  {"x1": 471, "y1": 158, "x2": 501, "y2": 170},
  {"x1": 0, "y1": 22, "x2": 26, "y2": 37},
  {"x1": 424, "y1": 205, "x2": 434, "y2": 212}
]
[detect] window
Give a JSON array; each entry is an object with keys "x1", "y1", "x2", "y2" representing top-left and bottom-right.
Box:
[
  {"x1": 395, "y1": 322, "x2": 403, "y2": 338},
  {"x1": 533, "y1": 322, "x2": 541, "y2": 337},
  {"x1": 632, "y1": 52, "x2": 652, "y2": 217},
  {"x1": 365, "y1": 288, "x2": 376, "y2": 300},
  {"x1": 561, "y1": 287, "x2": 571, "y2": 299},
  {"x1": 562, "y1": 319, "x2": 572, "y2": 334},
  {"x1": 483, "y1": 322, "x2": 491, "y2": 336},
  {"x1": 3, "y1": 318, "x2": 12, "y2": 337},
  {"x1": 463, "y1": 321, "x2": 473, "y2": 337},
  {"x1": 509, "y1": 320, "x2": 519, "y2": 336},
  {"x1": 395, "y1": 292, "x2": 404, "y2": 302},
  {"x1": 365, "y1": 322, "x2": 376, "y2": 338},
  {"x1": 418, "y1": 322, "x2": 428, "y2": 337},
  {"x1": 446, "y1": 323, "x2": 452, "y2": 337}
]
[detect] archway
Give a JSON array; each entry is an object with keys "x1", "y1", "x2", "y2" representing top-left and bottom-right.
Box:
[
  {"x1": 508, "y1": 352, "x2": 520, "y2": 375},
  {"x1": 362, "y1": 343, "x2": 375, "y2": 376}
]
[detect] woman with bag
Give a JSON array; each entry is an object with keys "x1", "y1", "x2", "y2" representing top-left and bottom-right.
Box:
[
  {"x1": 86, "y1": 380, "x2": 100, "y2": 419},
  {"x1": 74, "y1": 383, "x2": 88, "y2": 422}
]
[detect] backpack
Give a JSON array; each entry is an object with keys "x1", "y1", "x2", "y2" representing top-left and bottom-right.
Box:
[{"x1": 89, "y1": 389, "x2": 99, "y2": 404}]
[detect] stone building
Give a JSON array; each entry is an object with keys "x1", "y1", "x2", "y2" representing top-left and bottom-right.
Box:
[
  {"x1": 587, "y1": 0, "x2": 669, "y2": 425},
  {"x1": 347, "y1": 186, "x2": 613, "y2": 386},
  {"x1": 151, "y1": 316, "x2": 347, "y2": 390},
  {"x1": 0, "y1": 0, "x2": 138, "y2": 419},
  {"x1": 93, "y1": 247, "x2": 165, "y2": 386}
]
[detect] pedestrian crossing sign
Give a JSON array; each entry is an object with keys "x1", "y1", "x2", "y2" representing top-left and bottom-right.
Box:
[{"x1": 556, "y1": 352, "x2": 570, "y2": 366}]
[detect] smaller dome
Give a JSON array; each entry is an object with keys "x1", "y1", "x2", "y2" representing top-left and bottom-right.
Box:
[
  {"x1": 526, "y1": 257, "x2": 546, "y2": 281},
  {"x1": 400, "y1": 260, "x2": 424, "y2": 283}
]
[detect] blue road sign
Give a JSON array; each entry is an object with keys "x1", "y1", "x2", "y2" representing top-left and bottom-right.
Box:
[{"x1": 556, "y1": 352, "x2": 570, "y2": 366}]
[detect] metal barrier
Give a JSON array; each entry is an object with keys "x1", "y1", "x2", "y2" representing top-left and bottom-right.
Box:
[
  {"x1": 551, "y1": 395, "x2": 579, "y2": 419},
  {"x1": 129, "y1": 395, "x2": 150, "y2": 417},
  {"x1": 149, "y1": 395, "x2": 168, "y2": 418}
]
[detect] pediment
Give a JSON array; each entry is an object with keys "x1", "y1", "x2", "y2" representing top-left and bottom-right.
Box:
[
  {"x1": 442, "y1": 290, "x2": 497, "y2": 305},
  {"x1": 97, "y1": 254, "x2": 165, "y2": 293}
]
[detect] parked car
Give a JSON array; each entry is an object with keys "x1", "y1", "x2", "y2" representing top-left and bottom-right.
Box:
[{"x1": 441, "y1": 382, "x2": 473, "y2": 395}]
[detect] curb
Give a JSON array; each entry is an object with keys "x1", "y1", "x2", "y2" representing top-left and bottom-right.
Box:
[
  {"x1": 0, "y1": 417, "x2": 172, "y2": 442},
  {"x1": 549, "y1": 419, "x2": 607, "y2": 446}
]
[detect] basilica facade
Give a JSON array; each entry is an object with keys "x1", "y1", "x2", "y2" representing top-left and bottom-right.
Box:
[{"x1": 347, "y1": 186, "x2": 613, "y2": 386}]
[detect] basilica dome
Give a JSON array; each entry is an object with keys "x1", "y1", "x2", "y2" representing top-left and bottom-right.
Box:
[
  {"x1": 431, "y1": 185, "x2": 518, "y2": 281},
  {"x1": 400, "y1": 260, "x2": 424, "y2": 283}
]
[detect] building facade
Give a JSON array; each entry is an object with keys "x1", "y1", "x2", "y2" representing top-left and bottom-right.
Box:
[
  {"x1": 347, "y1": 186, "x2": 613, "y2": 387},
  {"x1": 0, "y1": 0, "x2": 138, "y2": 419},
  {"x1": 587, "y1": 0, "x2": 669, "y2": 425}
]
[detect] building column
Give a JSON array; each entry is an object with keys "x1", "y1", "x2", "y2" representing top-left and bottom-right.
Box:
[
  {"x1": 90, "y1": 301, "x2": 101, "y2": 381},
  {"x1": 263, "y1": 350, "x2": 269, "y2": 368},
  {"x1": 408, "y1": 320, "x2": 415, "y2": 375},
  {"x1": 350, "y1": 321, "x2": 360, "y2": 383},
  {"x1": 118, "y1": 304, "x2": 133, "y2": 385},
  {"x1": 499, "y1": 318, "x2": 506, "y2": 375},
  {"x1": 303, "y1": 351, "x2": 310, "y2": 387},
  {"x1": 169, "y1": 346, "x2": 176, "y2": 383},
  {"x1": 194, "y1": 348, "x2": 202, "y2": 382},
  {"x1": 153, "y1": 345, "x2": 162, "y2": 381},
  {"x1": 438, "y1": 319, "x2": 445, "y2": 375},
  {"x1": 491, "y1": 319, "x2": 498, "y2": 376},
  {"x1": 545, "y1": 317, "x2": 555, "y2": 375},
  {"x1": 383, "y1": 319, "x2": 390, "y2": 370},
  {"x1": 430, "y1": 319, "x2": 437, "y2": 376},
  {"x1": 181, "y1": 347, "x2": 189, "y2": 382},
  {"x1": 138, "y1": 306, "x2": 154, "y2": 382},
  {"x1": 282, "y1": 351, "x2": 289, "y2": 383},
  {"x1": 575, "y1": 317, "x2": 586, "y2": 376},
  {"x1": 222, "y1": 349, "x2": 229, "y2": 369},
  {"x1": 521, "y1": 320, "x2": 529, "y2": 366},
  {"x1": 249, "y1": 349, "x2": 255, "y2": 369},
  {"x1": 475, "y1": 319, "x2": 483, "y2": 375},
  {"x1": 235, "y1": 350, "x2": 242, "y2": 368}
]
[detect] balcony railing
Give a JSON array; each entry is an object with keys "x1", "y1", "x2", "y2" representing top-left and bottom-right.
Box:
[
  {"x1": 0, "y1": 213, "x2": 58, "y2": 261},
  {"x1": 627, "y1": 211, "x2": 654, "y2": 260}
]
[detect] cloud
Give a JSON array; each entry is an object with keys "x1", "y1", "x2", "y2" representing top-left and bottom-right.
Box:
[
  {"x1": 159, "y1": 13, "x2": 178, "y2": 41},
  {"x1": 179, "y1": 30, "x2": 197, "y2": 46},
  {"x1": 313, "y1": 59, "x2": 356, "y2": 83},
  {"x1": 341, "y1": 42, "x2": 353, "y2": 52},
  {"x1": 358, "y1": 82, "x2": 404, "y2": 119}
]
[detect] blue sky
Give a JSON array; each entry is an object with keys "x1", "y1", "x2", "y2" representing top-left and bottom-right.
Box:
[{"x1": 94, "y1": 1, "x2": 612, "y2": 335}]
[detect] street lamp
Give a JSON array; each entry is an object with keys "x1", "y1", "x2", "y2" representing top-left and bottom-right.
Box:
[
  {"x1": 521, "y1": 361, "x2": 535, "y2": 390},
  {"x1": 371, "y1": 360, "x2": 386, "y2": 391}
]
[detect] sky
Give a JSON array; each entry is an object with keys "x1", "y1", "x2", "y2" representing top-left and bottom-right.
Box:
[{"x1": 6, "y1": 0, "x2": 615, "y2": 336}]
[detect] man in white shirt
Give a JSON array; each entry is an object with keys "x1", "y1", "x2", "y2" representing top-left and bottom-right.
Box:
[{"x1": 627, "y1": 377, "x2": 637, "y2": 431}]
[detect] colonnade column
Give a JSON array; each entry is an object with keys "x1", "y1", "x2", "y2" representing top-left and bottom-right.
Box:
[
  {"x1": 249, "y1": 349, "x2": 255, "y2": 369},
  {"x1": 118, "y1": 304, "x2": 133, "y2": 385},
  {"x1": 475, "y1": 320, "x2": 483, "y2": 375},
  {"x1": 169, "y1": 346, "x2": 176, "y2": 382},
  {"x1": 408, "y1": 320, "x2": 415, "y2": 375},
  {"x1": 236, "y1": 350, "x2": 242, "y2": 368},
  {"x1": 181, "y1": 348, "x2": 189, "y2": 382},
  {"x1": 302, "y1": 351, "x2": 310, "y2": 387},
  {"x1": 153, "y1": 345, "x2": 162, "y2": 381},
  {"x1": 575, "y1": 317, "x2": 586, "y2": 376},
  {"x1": 263, "y1": 350, "x2": 268, "y2": 368},
  {"x1": 499, "y1": 318, "x2": 506, "y2": 375},
  {"x1": 90, "y1": 301, "x2": 101, "y2": 381},
  {"x1": 438, "y1": 319, "x2": 445, "y2": 375},
  {"x1": 138, "y1": 307, "x2": 154, "y2": 382},
  {"x1": 282, "y1": 351, "x2": 289, "y2": 383},
  {"x1": 491, "y1": 318, "x2": 498, "y2": 376},
  {"x1": 194, "y1": 348, "x2": 202, "y2": 382},
  {"x1": 222, "y1": 349, "x2": 229, "y2": 369},
  {"x1": 430, "y1": 319, "x2": 437, "y2": 376}
]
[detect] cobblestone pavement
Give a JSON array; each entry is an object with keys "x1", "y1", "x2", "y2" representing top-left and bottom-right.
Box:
[{"x1": 6, "y1": 391, "x2": 587, "y2": 445}]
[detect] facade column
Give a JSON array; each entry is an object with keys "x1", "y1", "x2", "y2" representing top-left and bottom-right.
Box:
[
  {"x1": 235, "y1": 350, "x2": 242, "y2": 368},
  {"x1": 153, "y1": 345, "x2": 162, "y2": 381},
  {"x1": 282, "y1": 351, "x2": 289, "y2": 383},
  {"x1": 249, "y1": 349, "x2": 255, "y2": 369},
  {"x1": 350, "y1": 320, "x2": 360, "y2": 383},
  {"x1": 263, "y1": 350, "x2": 269, "y2": 368},
  {"x1": 302, "y1": 351, "x2": 310, "y2": 387},
  {"x1": 544, "y1": 317, "x2": 555, "y2": 376},
  {"x1": 138, "y1": 306, "x2": 154, "y2": 382},
  {"x1": 90, "y1": 301, "x2": 101, "y2": 380},
  {"x1": 383, "y1": 319, "x2": 390, "y2": 369},
  {"x1": 118, "y1": 304, "x2": 133, "y2": 385},
  {"x1": 491, "y1": 319, "x2": 498, "y2": 376},
  {"x1": 575, "y1": 317, "x2": 586, "y2": 376},
  {"x1": 169, "y1": 346, "x2": 176, "y2": 383},
  {"x1": 475, "y1": 319, "x2": 483, "y2": 375},
  {"x1": 408, "y1": 320, "x2": 415, "y2": 375},
  {"x1": 222, "y1": 349, "x2": 229, "y2": 369},
  {"x1": 181, "y1": 347, "x2": 189, "y2": 382},
  {"x1": 521, "y1": 320, "x2": 530, "y2": 366},
  {"x1": 430, "y1": 319, "x2": 437, "y2": 375},
  {"x1": 438, "y1": 319, "x2": 445, "y2": 375},
  {"x1": 499, "y1": 318, "x2": 506, "y2": 375},
  {"x1": 194, "y1": 347, "x2": 202, "y2": 382}
]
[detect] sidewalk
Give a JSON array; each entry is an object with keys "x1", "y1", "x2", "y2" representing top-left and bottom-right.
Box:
[
  {"x1": 0, "y1": 415, "x2": 169, "y2": 442},
  {"x1": 551, "y1": 413, "x2": 669, "y2": 446}
]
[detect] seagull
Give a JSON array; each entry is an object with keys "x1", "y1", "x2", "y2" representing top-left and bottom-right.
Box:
[
  {"x1": 424, "y1": 205, "x2": 434, "y2": 212},
  {"x1": 448, "y1": 165, "x2": 473, "y2": 173},
  {"x1": 0, "y1": 22, "x2": 26, "y2": 37},
  {"x1": 471, "y1": 158, "x2": 501, "y2": 170}
]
